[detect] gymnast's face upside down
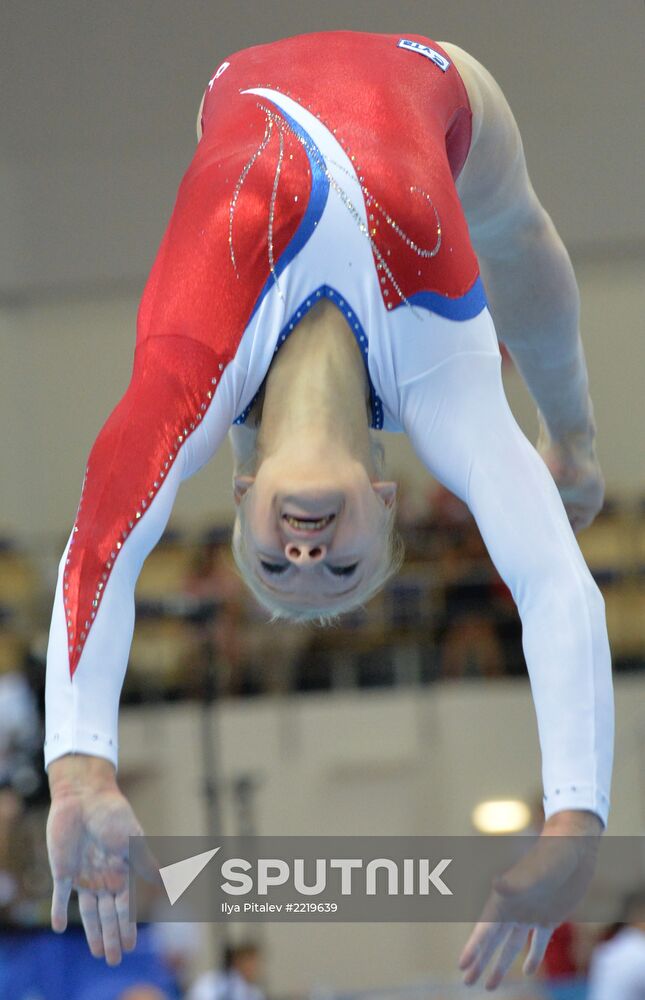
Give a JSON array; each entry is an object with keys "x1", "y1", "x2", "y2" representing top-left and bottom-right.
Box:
[{"x1": 231, "y1": 448, "x2": 401, "y2": 623}]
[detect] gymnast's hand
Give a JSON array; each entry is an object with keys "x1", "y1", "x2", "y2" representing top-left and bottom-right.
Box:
[
  {"x1": 459, "y1": 809, "x2": 603, "y2": 990},
  {"x1": 536, "y1": 415, "x2": 605, "y2": 534},
  {"x1": 46, "y1": 754, "x2": 150, "y2": 965}
]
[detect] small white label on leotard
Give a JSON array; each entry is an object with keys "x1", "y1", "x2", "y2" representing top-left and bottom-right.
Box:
[{"x1": 397, "y1": 39, "x2": 450, "y2": 72}]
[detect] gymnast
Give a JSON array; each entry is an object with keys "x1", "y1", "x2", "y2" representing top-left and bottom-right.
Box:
[{"x1": 44, "y1": 31, "x2": 614, "y2": 989}]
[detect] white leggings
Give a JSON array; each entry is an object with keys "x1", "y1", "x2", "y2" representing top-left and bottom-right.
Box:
[{"x1": 398, "y1": 338, "x2": 613, "y2": 825}]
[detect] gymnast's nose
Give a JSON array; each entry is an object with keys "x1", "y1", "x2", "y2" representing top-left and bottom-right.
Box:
[{"x1": 284, "y1": 542, "x2": 328, "y2": 564}]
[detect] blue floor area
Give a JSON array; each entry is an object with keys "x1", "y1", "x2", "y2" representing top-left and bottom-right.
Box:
[
  {"x1": 0, "y1": 925, "x2": 180, "y2": 1000},
  {"x1": 544, "y1": 979, "x2": 588, "y2": 1000}
]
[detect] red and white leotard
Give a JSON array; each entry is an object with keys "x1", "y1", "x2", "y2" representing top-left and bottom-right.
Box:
[{"x1": 45, "y1": 32, "x2": 613, "y2": 826}]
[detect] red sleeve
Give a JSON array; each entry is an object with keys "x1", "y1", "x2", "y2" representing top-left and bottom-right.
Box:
[{"x1": 45, "y1": 333, "x2": 234, "y2": 769}]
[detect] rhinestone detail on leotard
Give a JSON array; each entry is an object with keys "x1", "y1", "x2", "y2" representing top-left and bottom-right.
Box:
[{"x1": 227, "y1": 89, "x2": 443, "y2": 313}]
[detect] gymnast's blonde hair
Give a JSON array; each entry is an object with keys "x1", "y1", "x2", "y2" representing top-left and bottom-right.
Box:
[{"x1": 230, "y1": 434, "x2": 405, "y2": 625}]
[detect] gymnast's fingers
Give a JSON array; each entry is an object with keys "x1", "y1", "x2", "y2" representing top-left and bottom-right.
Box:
[
  {"x1": 484, "y1": 923, "x2": 529, "y2": 991},
  {"x1": 50, "y1": 877, "x2": 72, "y2": 934},
  {"x1": 78, "y1": 889, "x2": 104, "y2": 958},
  {"x1": 115, "y1": 886, "x2": 137, "y2": 953},
  {"x1": 522, "y1": 925, "x2": 554, "y2": 975},
  {"x1": 459, "y1": 919, "x2": 491, "y2": 971},
  {"x1": 460, "y1": 921, "x2": 507, "y2": 986},
  {"x1": 97, "y1": 890, "x2": 123, "y2": 966}
]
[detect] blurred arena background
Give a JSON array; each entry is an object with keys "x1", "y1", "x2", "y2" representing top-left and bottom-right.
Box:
[{"x1": 0, "y1": 1, "x2": 643, "y2": 999}]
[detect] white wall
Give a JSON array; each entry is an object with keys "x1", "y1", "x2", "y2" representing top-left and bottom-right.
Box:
[
  {"x1": 1, "y1": 255, "x2": 643, "y2": 542},
  {"x1": 119, "y1": 675, "x2": 645, "y2": 995}
]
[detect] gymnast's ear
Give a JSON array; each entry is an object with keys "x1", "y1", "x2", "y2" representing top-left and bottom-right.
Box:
[
  {"x1": 233, "y1": 475, "x2": 255, "y2": 506},
  {"x1": 372, "y1": 481, "x2": 397, "y2": 508}
]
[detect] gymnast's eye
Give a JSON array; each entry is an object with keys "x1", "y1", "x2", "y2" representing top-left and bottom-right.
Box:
[
  {"x1": 328, "y1": 563, "x2": 359, "y2": 577},
  {"x1": 259, "y1": 560, "x2": 289, "y2": 575}
]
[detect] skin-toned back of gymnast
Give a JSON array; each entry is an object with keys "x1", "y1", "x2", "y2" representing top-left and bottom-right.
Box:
[{"x1": 46, "y1": 38, "x2": 609, "y2": 990}]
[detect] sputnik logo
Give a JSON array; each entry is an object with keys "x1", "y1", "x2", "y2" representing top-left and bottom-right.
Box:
[{"x1": 159, "y1": 847, "x2": 221, "y2": 905}]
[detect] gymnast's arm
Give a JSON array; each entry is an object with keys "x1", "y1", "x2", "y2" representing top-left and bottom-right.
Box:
[
  {"x1": 400, "y1": 350, "x2": 613, "y2": 984},
  {"x1": 44, "y1": 332, "x2": 234, "y2": 962},
  {"x1": 46, "y1": 87, "x2": 229, "y2": 776},
  {"x1": 443, "y1": 42, "x2": 604, "y2": 532},
  {"x1": 45, "y1": 336, "x2": 233, "y2": 772},
  {"x1": 401, "y1": 347, "x2": 613, "y2": 829}
]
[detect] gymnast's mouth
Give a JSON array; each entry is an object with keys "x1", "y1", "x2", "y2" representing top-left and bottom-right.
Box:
[{"x1": 282, "y1": 513, "x2": 336, "y2": 532}]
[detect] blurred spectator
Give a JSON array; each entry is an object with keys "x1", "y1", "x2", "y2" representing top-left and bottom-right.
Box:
[
  {"x1": 117, "y1": 989, "x2": 169, "y2": 1000},
  {"x1": 145, "y1": 920, "x2": 204, "y2": 995},
  {"x1": 542, "y1": 922, "x2": 585, "y2": 980},
  {"x1": 539, "y1": 919, "x2": 597, "y2": 997},
  {"x1": 389, "y1": 476, "x2": 428, "y2": 530},
  {"x1": 0, "y1": 633, "x2": 42, "y2": 796},
  {"x1": 0, "y1": 635, "x2": 47, "y2": 922},
  {"x1": 587, "y1": 887, "x2": 645, "y2": 999},
  {"x1": 187, "y1": 941, "x2": 264, "y2": 1000},
  {"x1": 185, "y1": 537, "x2": 250, "y2": 698},
  {"x1": 185, "y1": 533, "x2": 311, "y2": 697}
]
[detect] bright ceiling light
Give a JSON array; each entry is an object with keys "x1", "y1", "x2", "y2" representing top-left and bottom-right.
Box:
[{"x1": 471, "y1": 799, "x2": 531, "y2": 834}]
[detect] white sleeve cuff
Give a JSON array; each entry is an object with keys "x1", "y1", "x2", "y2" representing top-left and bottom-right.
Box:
[
  {"x1": 543, "y1": 783, "x2": 610, "y2": 829},
  {"x1": 44, "y1": 727, "x2": 118, "y2": 772}
]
